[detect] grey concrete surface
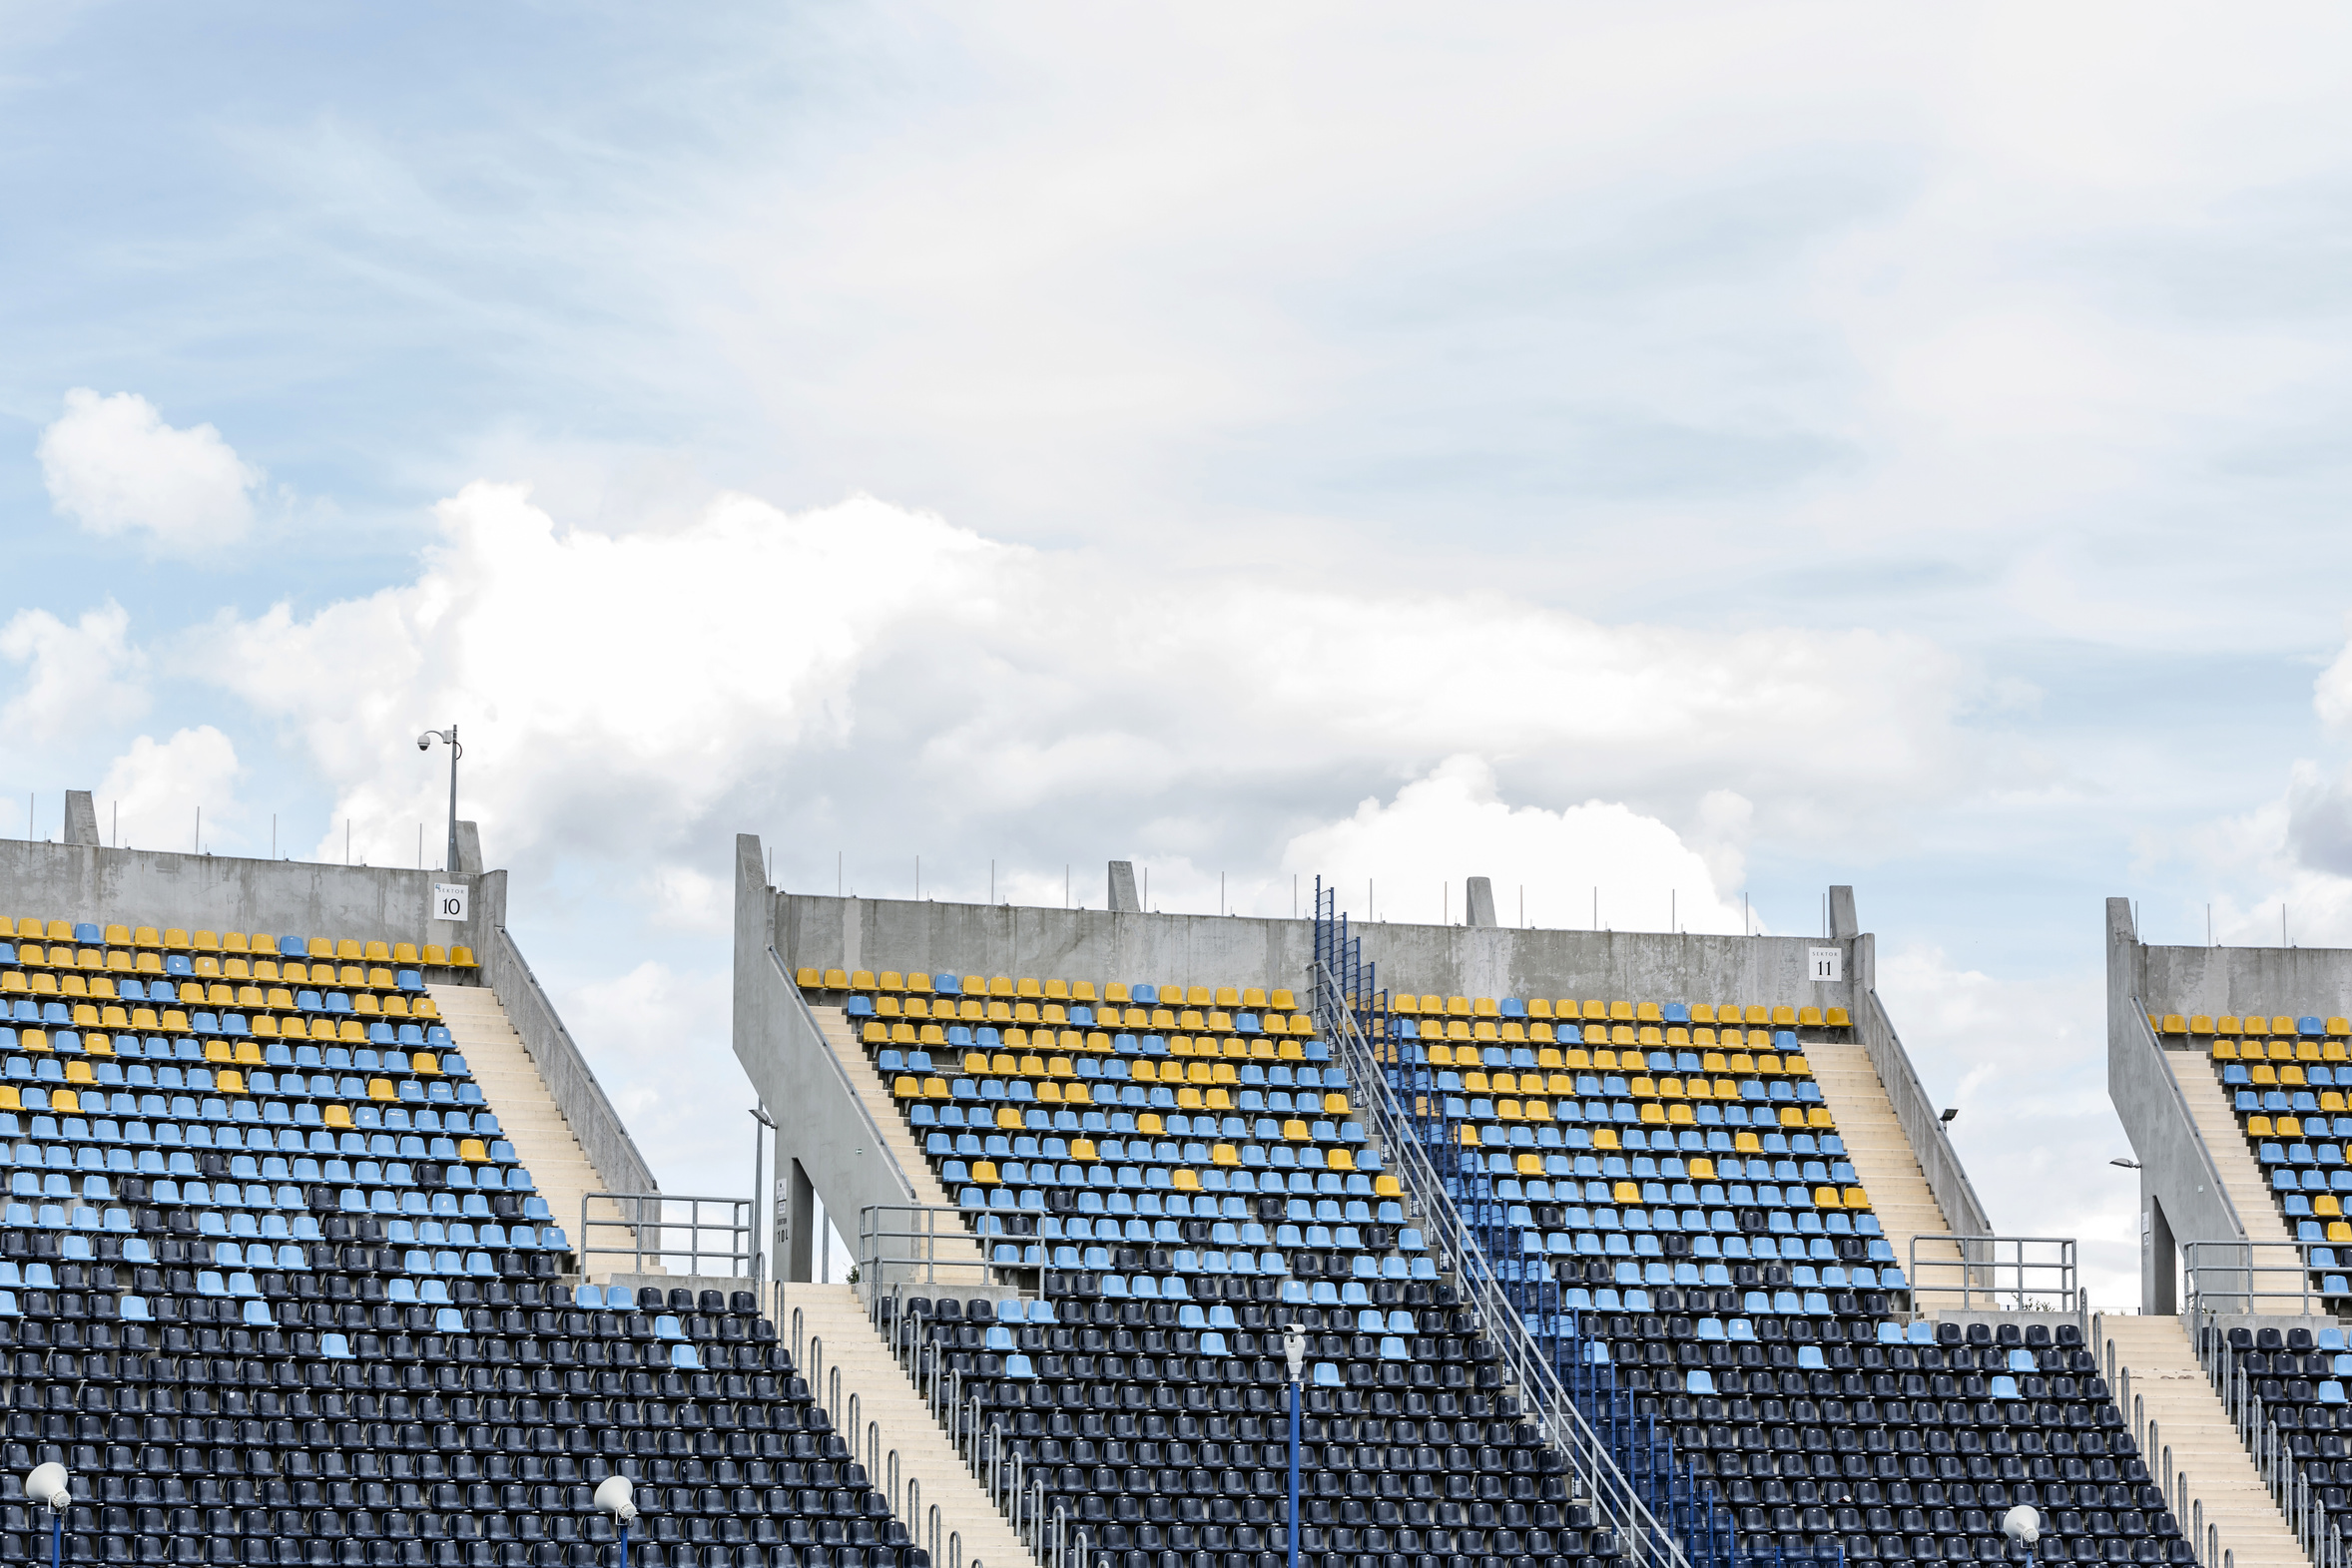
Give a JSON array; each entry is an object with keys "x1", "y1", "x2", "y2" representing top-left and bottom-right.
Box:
[
  {"x1": 735, "y1": 835, "x2": 920, "y2": 1284},
  {"x1": 775, "y1": 882, "x2": 1871, "y2": 1012},
  {"x1": 1465, "y1": 877, "x2": 1497, "y2": 928},
  {"x1": 64, "y1": 792, "x2": 98, "y2": 847},
  {"x1": 2108, "y1": 898, "x2": 2251, "y2": 1314},
  {"x1": 478, "y1": 895, "x2": 657, "y2": 1199},
  {"x1": 1108, "y1": 861, "x2": 1140, "y2": 914},
  {"x1": 455, "y1": 821, "x2": 484, "y2": 876},
  {"x1": 0, "y1": 836, "x2": 480, "y2": 951},
  {"x1": 1830, "y1": 886, "x2": 1859, "y2": 941}
]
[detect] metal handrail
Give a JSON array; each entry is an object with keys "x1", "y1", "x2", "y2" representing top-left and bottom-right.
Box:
[
  {"x1": 1310, "y1": 951, "x2": 1692, "y2": 1568},
  {"x1": 856, "y1": 1202, "x2": 1009, "y2": 1303},
  {"x1": 2183, "y1": 1239, "x2": 2338, "y2": 1316},
  {"x1": 1905, "y1": 1233, "x2": 2076, "y2": 1312},
  {"x1": 578, "y1": 1191, "x2": 754, "y2": 1277}
]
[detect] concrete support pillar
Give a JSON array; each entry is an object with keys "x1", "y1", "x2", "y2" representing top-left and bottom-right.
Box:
[
  {"x1": 454, "y1": 820, "x2": 485, "y2": 875},
  {"x1": 1108, "y1": 861, "x2": 1141, "y2": 913},
  {"x1": 1465, "y1": 877, "x2": 1497, "y2": 927},
  {"x1": 781, "y1": 1158, "x2": 817, "y2": 1283},
  {"x1": 1828, "y1": 886, "x2": 1859, "y2": 940},
  {"x1": 63, "y1": 792, "x2": 99, "y2": 847},
  {"x1": 2142, "y1": 1185, "x2": 2177, "y2": 1316}
]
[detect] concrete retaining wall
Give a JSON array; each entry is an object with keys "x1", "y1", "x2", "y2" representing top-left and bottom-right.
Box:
[
  {"x1": 736, "y1": 837, "x2": 920, "y2": 1283},
  {"x1": 779, "y1": 876, "x2": 1868, "y2": 1012},
  {"x1": 0, "y1": 837, "x2": 497, "y2": 949}
]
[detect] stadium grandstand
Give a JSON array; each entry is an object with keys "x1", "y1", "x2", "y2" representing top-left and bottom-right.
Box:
[{"x1": 0, "y1": 792, "x2": 2335, "y2": 1568}]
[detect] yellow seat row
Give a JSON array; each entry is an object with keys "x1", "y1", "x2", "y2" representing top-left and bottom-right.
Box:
[
  {"x1": 862, "y1": 994, "x2": 1314, "y2": 1036},
  {"x1": 796, "y1": 967, "x2": 1302, "y2": 1013},
  {"x1": 1426, "y1": 1044, "x2": 1810, "y2": 1079},
  {"x1": 2, "y1": 921, "x2": 473, "y2": 967},
  {"x1": 863, "y1": 1021, "x2": 1316, "y2": 1062},
  {"x1": 1445, "y1": 1100, "x2": 1836, "y2": 1135},
  {"x1": 2213, "y1": 1040, "x2": 2351, "y2": 1064},
  {"x1": 2164, "y1": 1013, "x2": 2351, "y2": 1037},
  {"x1": 961, "y1": 1149, "x2": 1390, "y2": 1189},
  {"x1": 1390, "y1": 996, "x2": 1849, "y2": 1029},
  {"x1": 1410, "y1": 1018, "x2": 1802, "y2": 1050},
  {"x1": 0, "y1": 962, "x2": 419, "y2": 996}
]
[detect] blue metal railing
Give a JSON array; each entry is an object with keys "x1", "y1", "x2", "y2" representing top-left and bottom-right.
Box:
[{"x1": 1309, "y1": 880, "x2": 1842, "y2": 1568}]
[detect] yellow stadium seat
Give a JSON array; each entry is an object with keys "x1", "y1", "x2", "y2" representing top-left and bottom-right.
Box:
[
  {"x1": 2212, "y1": 1040, "x2": 2238, "y2": 1060},
  {"x1": 449, "y1": 946, "x2": 475, "y2": 968},
  {"x1": 1771, "y1": 1007, "x2": 1796, "y2": 1027},
  {"x1": 2160, "y1": 1014, "x2": 2185, "y2": 1034},
  {"x1": 368, "y1": 1078, "x2": 394, "y2": 1101},
  {"x1": 2217, "y1": 1015, "x2": 2243, "y2": 1035},
  {"x1": 1825, "y1": 1007, "x2": 1850, "y2": 1027}
]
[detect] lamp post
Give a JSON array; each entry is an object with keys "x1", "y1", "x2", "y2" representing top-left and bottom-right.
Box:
[
  {"x1": 26, "y1": 1462, "x2": 68, "y2": 1568},
  {"x1": 750, "y1": 1106, "x2": 776, "y2": 1285},
  {"x1": 1283, "y1": 1322, "x2": 1306, "y2": 1568},
  {"x1": 595, "y1": 1474, "x2": 639, "y2": 1568},
  {"x1": 416, "y1": 726, "x2": 462, "y2": 874},
  {"x1": 2004, "y1": 1503, "x2": 2041, "y2": 1567}
]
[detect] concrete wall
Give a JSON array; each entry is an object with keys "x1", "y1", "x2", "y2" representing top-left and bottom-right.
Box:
[
  {"x1": 780, "y1": 874, "x2": 1869, "y2": 1012},
  {"x1": 2142, "y1": 938, "x2": 2352, "y2": 1019},
  {"x1": 2106, "y1": 898, "x2": 2251, "y2": 1314},
  {"x1": 0, "y1": 837, "x2": 500, "y2": 950},
  {"x1": 735, "y1": 836, "x2": 921, "y2": 1283}
]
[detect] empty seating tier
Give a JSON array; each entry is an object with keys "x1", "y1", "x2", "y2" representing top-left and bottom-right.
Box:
[
  {"x1": 0, "y1": 913, "x2": 916, "y2": 1568},
  {"x1": 2171, "y1": 1014, "x2": 2352, "y2": 1302}
]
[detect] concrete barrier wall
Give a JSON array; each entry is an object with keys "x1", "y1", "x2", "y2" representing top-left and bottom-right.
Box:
[
  {"x1": 735, "y1": 837, "x2": 920, "y2": 1282},
  {"x1": 778, "y1": 883, "x2": 1867, "y2": 1012},
  {"x1": 2142, "y1": 938, "x2": 2352, "y2": 1018},
  {"x1": 0, "y1": 838, "x2": 497, "y2": 948},
  {"x1": 2107, "y1": 898, "x2": 2251, "y2": 1314}
]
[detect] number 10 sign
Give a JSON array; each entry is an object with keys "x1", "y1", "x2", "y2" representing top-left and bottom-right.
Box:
[{"x1": 432, "y1": 882, "x2": 470, "y2": 923}]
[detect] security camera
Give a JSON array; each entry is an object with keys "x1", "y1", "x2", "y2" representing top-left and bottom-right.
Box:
[{"x1": 417, "y1": 735, "x2": 432, "y2": 752}]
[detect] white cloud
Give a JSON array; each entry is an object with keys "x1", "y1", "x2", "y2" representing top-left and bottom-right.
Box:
[
  {"x1": 95, "y1": 727, "x2": 244, "y2": 854},
  {"x1": 188, "y1": 483, "x2": 1993, "y2": 911},
  {"x1": 37, "y1": 389, "x2": 262, "y2": 552},
  {"x1": 0, "y1": 601, "x2": 148, "y2": 740},
  {"x1": 1281, "y1": 756, "x2": 1748, "y2": 933}
]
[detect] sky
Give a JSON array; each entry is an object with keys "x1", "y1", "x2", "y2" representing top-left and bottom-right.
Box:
[{"x1": 6, "y1": 1, "x2": 2352, "y2": 1302}]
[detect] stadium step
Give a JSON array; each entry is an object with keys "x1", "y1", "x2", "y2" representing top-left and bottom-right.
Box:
[
  {"x1": 1802, "y1": 1042, "x2": 1965, "y2": 1285},
  {"x1": 429, "y1": 981, "x2": 638, "y2": 1277},
  {"x1": 2097, "y1": 1314, "x2": 2310, "y2": 1568},
  {"x1": 790, "y1": 1282, "x2": 1038, "y2": 1568},
  {"x1": 2174, "y1": 1065, "x2": 2296, "y2": 1247},
  {"x1": 810, "y1": 1005, "x2": 978, "y2": 1225}
]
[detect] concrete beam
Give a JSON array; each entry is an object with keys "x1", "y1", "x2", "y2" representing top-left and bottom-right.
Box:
[
  {"x1": 2106, "y1": 896, "x2": 2245, "y2": 1313},
  {"x1": 1829, "y1": 886, "x2": 1859, "y2": 941},
  {"x1": 734, "y1": 835, "x2": 921, "y2": 1284},
  {"x1": 455, "y1": 820, "x2": 484, "y2": 876},
  {"x1": 1107, "y1": 861, "x2": 1140, "y2": 913},
  {"x1": 1465, "y1": 877, "x2": 1497, "y2": 928},
  {"x1": 64, "y1": 792, "x2": 99, "y2": 847}
]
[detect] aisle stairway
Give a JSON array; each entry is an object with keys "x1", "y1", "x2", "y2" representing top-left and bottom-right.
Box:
[
  {"x1": 2100, "y1": 1315, "x2": 2310, "y2": 1568},
  {"x1": 1806, "y1": 1041, "x2": 1965, "y2": 1289},
  {"x1": 431, "y1": 981, "x2": 631, "y2": 1274},
  {"x1": 809, "y1": 1004, "x2": 984, "y2": 1275},
  {"x1": 793, "y1": 1283, "x2": 1036, "y2": 1568},
  {"x1": 2173, "y1": 1063, "x2": 2293, "y2": 1248}
]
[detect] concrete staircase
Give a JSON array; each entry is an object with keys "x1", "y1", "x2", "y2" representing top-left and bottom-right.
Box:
[
  {"x1": 2173, "y1": 1059, "x2": 2294, "y2": 1247},
  {"x1": 808, "y1": 1007, "x2": 982, "y2": 1272},
  {"x1": 430, "y1": 983, "x2": 636, "y2": 1274},
  {"x1": 2100, "y1": 1314, "x2": 2310, "y2": 1568},
  {"x1": 1803, "y1": 1042, "x2": 1965, "y2": 1290},
  {"x1": 790, "y1": 1283, "x2": 1034, "y2": 1568}
]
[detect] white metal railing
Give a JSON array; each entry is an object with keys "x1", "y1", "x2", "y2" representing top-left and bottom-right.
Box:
[
  {"x1": 856, "y1": 1202, "x2": 1012, "y2": 1301},
  {"x1": 579, "y1": 1191, "x2": 755, "y2": 1279},
  {"x1": 2183, "y1": 1239, "x2": 2340, "y2": 1317},
  {"x1": 1905, "y1": 1233, "x2": 2078, "y2": 1313}
]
